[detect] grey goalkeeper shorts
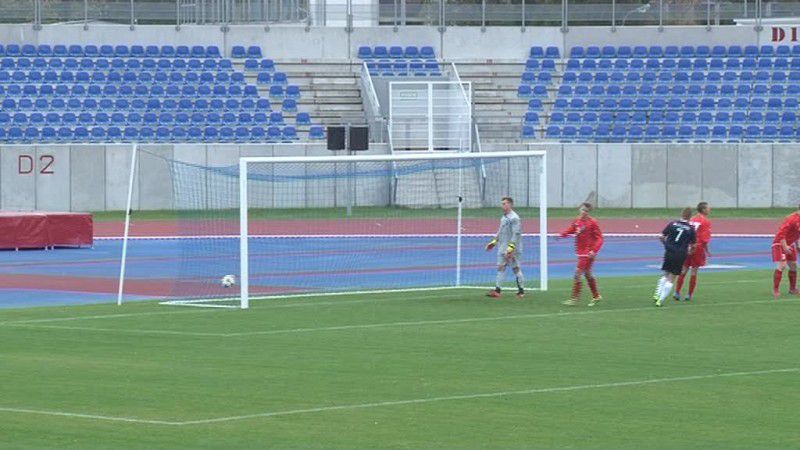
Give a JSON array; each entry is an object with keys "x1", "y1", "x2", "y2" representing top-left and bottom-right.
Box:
[{"x1": 497, "y1": 251, "x2": 522, "y2": 268}]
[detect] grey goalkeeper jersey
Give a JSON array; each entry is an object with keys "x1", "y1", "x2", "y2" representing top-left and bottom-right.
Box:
[{"x1": 496, "y1": 211, "x2": 523, "y2": 254}]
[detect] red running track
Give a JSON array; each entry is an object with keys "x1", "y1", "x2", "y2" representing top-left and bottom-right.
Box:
[{"x1": 94, "y1": 218, "x2": 781, "y2": 237}]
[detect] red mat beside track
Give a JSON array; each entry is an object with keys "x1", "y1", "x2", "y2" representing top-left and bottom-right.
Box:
[{"x1": 0, "y1": 212, "x2": 93, "y2": 250}]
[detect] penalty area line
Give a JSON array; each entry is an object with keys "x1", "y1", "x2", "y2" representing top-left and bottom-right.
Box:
[
  {"x1": 1, "y1": 368, "x2": 796, "y2": 426},
  {"x1": 5, "y1": 295, "x2": 787, "y2": 338}
]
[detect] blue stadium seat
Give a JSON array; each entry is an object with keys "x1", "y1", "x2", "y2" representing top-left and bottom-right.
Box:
[
  {"x1": 569, "y1": 47, "x2": 585, "y2": 58},
  {"x1": 309, "y1": 125, "x2": 325, "y2": 140},
  {"x1": 545, "y1": 46, "x2": 559, "y2": 58},
  {"x1": 420, "y1": 46, "x2": 435, "y2": 59}
]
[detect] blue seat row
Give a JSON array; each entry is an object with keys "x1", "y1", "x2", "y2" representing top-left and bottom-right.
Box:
[
  {"x1": 549, "y1": 111, "x2": 800, "y2": 125},
  {"x1": 557, "y1": 84, "x2": 800, "y2": 97},
  {"x1": 231, "y1": 46, "x2": 263, "y2": 59},
  {"x1": 243, "y1": 59, "x2": 276, "y2": 72},
  {"x1": 566, "y1": 57, "x2": 800, "y2": 71},
  {"x1": 0, "y1": 97, "x2": 274, "y2": 111},
  {"x1": 543, "y1": 124, "x2": 800, "y2": 142},
  {"x1": 0, "y1": 71, "x2": 246, "y2": 84},
  {"x1": 358, "y1": 45, "x2": 436, "y2": 60},
  {"x1": 0, "y1": 44, "x2": 222, "y2": 58},
  {"x1": 0, "y1": 57, "x2": 234, "y2": 71},
  {"x1": 569, "y1": 45, "x2": 800, "y2": 59},
  {"x1": 0, "y1": 125, "x2": 305, "y2": 143},
  {"x1": 0, "y1": 83, "x2": 259, "y2": 97},
  {"x1": 528, "y1": 46, "x2": 560, "y2": 59},
  {"x1": 525, "y1": 59, "x2": 557, "y2": 71},
  {"x1": 0, "y1": 110, "x2": 301, "y2": 126},
  {"x1": 562, "y1": 70, "x2": 800, "y2": 84},
  {"x1": 552, "y1": 97, "x2": 799, "y2": 111}
]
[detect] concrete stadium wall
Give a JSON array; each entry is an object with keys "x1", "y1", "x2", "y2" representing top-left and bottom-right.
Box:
[
  {"x1": 0, "y1": 22, "x2": 774, "y2": 61},
  {"x1": 0, "y1": 143, "x2": 794, "y2": 212},
  {"x1": 484, "y1": 143, "x2": 793, "y2": 209}
]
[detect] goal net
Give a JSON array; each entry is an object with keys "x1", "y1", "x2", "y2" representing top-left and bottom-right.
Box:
[{"x1": 122, "y1": 150, "x2": 547, "y2": 309}]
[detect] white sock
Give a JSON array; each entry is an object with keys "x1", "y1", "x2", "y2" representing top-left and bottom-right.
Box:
[
  {"x1": 654, "y1": 276, "x2": 666, "y2": 298},
  {"x1": 659, "y1": 281, "x2": 674, "y2": 302},
  {"x1": 495, "y1": 271, "x2": 505, "y2": 290}
]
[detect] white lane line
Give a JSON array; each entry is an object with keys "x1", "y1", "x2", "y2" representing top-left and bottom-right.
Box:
[
  {"x1": 5, "y1": 296, "x2": 790, "y2": 338},
  {"x1": 1, "y1": 367, "x2": 795, "y2": 426},
  {"x1": 0, "y1": 277, "x2": 765, "y2": 327}
]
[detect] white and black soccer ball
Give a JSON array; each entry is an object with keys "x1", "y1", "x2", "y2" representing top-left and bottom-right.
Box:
[{"x1": 221, "y1": 274, "x2": 236, "y2": 288}]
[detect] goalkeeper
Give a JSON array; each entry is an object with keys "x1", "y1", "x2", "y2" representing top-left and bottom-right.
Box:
[{"x1": 485, "y1": 197, "x2": 525, "y2": 299}]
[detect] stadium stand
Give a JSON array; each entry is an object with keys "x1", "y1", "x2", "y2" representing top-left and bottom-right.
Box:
[
  {"x1": 520, "y1": 44, "x2": 800, "y2": 143},
  {"x1": 0, "y1": 44, "x2": 323, "y2": 143},
  {"x1": 358, "y1": 46, "x2": 442, "y2": 76}
]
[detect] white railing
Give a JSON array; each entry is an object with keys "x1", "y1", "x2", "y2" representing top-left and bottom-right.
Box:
[
  {"x1": 360, "y1": 61, "x2": 386, "y2": 143},
  {"x1": 389, "y1": 81, "x2": 472, "y2": 152}
]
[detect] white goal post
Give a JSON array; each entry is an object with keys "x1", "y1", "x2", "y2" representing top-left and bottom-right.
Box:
[{"x1": 235, "y1": 150, "x2": 548, "y2": 310}]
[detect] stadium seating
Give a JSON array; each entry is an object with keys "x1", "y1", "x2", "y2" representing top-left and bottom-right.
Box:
[
  {"x1": 517, "y1": 46, "x2": 559, "y2": 138},
  {"x1": 0, "y1": 44, "x2": 316, "y2": 143},
  {"x1": 358, "y1": 45, "x2": 442, "y2": 77},
  {"x1": 523, "y1": 44, "x2": 800, "y2": 142}
]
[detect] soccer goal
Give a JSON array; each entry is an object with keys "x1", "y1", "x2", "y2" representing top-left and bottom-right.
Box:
[{"x1": 128, "y1": 150, "x2": 547, "y2": 309}]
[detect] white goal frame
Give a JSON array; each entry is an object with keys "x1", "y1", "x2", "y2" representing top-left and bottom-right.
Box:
[{"x1": 234, "y1": 150, "x2": 548, "y2": 309}]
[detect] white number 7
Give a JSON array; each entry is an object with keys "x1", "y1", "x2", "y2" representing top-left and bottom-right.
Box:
[{"x1": 675, "y1": 229, "x2": 684, "y2": 242}]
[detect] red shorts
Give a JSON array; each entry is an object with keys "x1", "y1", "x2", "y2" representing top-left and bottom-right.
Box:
[
  {"x1": 684, "y1": 247, "x2": 707, "y2": 267},
  {"x1": 772, "y1": 244, "x2": 798, "y2": 263},
  {"x1": 577, "y1": 255, "x2": 596, "y2": 271}
]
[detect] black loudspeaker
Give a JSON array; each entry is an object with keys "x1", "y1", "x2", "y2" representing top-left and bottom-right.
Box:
[
  {"x1": 349, "y1": 126, "x2": 369, "y2": 151},
  {"x1": 327, "y1": 126, "x2": 345, "y2": 151}
]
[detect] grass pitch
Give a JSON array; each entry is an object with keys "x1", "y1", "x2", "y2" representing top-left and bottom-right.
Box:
[{"x1": 2, "y1": 269, "x2": 799, "y2": 449}]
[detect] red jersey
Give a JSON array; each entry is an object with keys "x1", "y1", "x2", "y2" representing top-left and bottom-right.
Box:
[
  {"x1": 560, "y1": 216, "x2": 604, "y2": 256},
  {"x1": 689, "y1": 214, "x2": 712, "y2": 249},
  {"x1": 773, "y1": 214, "x2": 800, "y2": 245}
]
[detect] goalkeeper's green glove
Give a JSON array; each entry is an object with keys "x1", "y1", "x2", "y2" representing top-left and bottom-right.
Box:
[
  {"x1": 485, "y1": 238, "x2": 498, "y2": 251},
  {"x1": 505, "y1": 243, "x2": 516, "y2": 256}
]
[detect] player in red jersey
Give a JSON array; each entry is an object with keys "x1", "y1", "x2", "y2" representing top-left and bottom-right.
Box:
[
  {"x1": 674, "y1": 202, "x2": 712, "y2": 302},
  {"x1": 559, "y1": 203, "x2": 604, "y2": 306},
  {"x1": 771, "y1": 206, "x2": 800, "y2": 298}
]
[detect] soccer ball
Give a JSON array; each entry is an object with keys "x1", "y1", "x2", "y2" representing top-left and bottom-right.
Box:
[{"x1": 221, "y1": 274, "x2": 236, "y2": 288}]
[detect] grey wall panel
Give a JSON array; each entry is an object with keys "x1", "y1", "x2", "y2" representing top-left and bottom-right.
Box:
[
  {"x1": 0, "y1": 145, "x2": 36, "y2": 211},
  {"x1": 351, "y1": 27, "x2": 441, "y2": 59},
  {"x1": 666, "y1": 144, "x2": 702, "y2": 208},
  {"x1": 561, "y1": 144, "x2": 597, "y2": 207},
  {"x1": 631, "y1": 144, "x2": 667, "y2": 207},
  {"x1": 565, "y1": 25, "x2": 758, "y2": 49},
  {"x1": 737, "y1": 144, "x2": 772, "y2": 207},
  {"x1": 34, "y1": 146, "x2": 70, "y2": 211},
  {"x1": 701, "y1": 145, "x2": 738, "y2": 208},
  {"x1": 70, "y1": 145, "x2": 105, "y2": 212},
  {"x1": 443, "y1": 27, "x2": 561, "y2": 60},
  {"x1": 772, "y1": 144, "x2": 800, "y2": 207},
  {"x1": 137, "y1": 145, "x2": 174, "y2": 210},
  {"x1": 240, "y1": 145, "x2": 275, "y2": 209},
  {"x1": 173, "y1": 144, "x2": 209, "y2": 210},
  {"x1": 272, "y1": 145, "x2": 306, "y2": 208},
  {"x1": 229, "y1": 26, "x2": 349, "y2": 60},
  {"x1": 105, "y1": 145, "x2": 139, "y2": 211},
  {"x1": 597, "y1": 144, "x2": 632, "y2": 207},
  {"x1": 204, "y1": 145, "x2": 240, "y2": 209},
  {"x1": 304, "y1": 145, "x2": 337, "y2": 208},
  {"x1": 538, "y1": 144, "x2": 563, "y2": 208}
]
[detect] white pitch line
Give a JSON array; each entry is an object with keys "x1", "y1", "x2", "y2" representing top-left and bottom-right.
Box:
[
  {"x1": 0, "y1": 277, "x2": 766, "y2": 328},
  {"x1": 6, "y1": 296, "x2": 790, "y2": 338},
  {"x1": 179, "y1": 367, "x2": 800, "y2": 425},
  {"x1": 1, "y1": 368, "x2": 796, "y2": 426},
  {"x1": 0, "y1": 407, "x2": 179, "y2": 425}
]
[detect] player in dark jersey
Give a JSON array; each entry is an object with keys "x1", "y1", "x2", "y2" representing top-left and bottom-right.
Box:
[{"x1": 653, "y1": 207, "x2": 697, "y2": 307}]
